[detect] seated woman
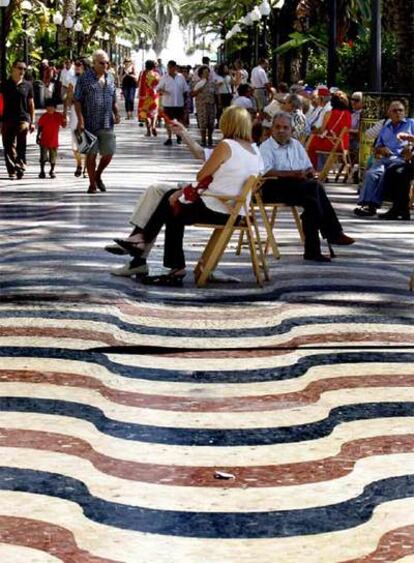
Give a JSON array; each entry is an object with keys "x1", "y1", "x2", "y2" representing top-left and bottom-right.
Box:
[
  {"x1": 307, "y1": 91, "x2": 352, "y2": 170},
  {"x1": 116, "y1": 106, "x2": 263, "y2": 286}
]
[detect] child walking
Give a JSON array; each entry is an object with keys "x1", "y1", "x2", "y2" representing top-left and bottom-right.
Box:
[{"x1": 37, "y1": 99, "x2": 66, "y2": 178}]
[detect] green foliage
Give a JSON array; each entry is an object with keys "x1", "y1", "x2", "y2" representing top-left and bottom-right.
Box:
[{"x1": 337, "y1": 31, "x2": 399, "y2": 91}]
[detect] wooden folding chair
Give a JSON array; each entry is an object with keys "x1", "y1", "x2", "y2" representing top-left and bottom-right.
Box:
[
  {"x1": 236, "y1": 178, "x2": 304, "y2": 260},
  {"x1": 307, "y1": 127, "x2": 353, "y2": 183},
  {"x1": 193, "y1": 176, "x2": 268, "y2": 287}
]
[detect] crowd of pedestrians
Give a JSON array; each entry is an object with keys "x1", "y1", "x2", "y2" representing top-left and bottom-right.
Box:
[{"x1": 1, "y1": 48, "x2": 412, "y2": 286}]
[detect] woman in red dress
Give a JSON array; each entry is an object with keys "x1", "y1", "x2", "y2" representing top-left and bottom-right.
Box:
[
  {"x1": 138, "y1": 60, "x2": 160, "y2": 137},
  {"x1": 307, "y1": 91, "x2": 352, "y2": 169}
]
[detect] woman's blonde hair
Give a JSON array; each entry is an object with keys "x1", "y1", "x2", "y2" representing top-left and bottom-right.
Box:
[{"x1": 219, "y1": 106, "x2": 252, "y2": 142}]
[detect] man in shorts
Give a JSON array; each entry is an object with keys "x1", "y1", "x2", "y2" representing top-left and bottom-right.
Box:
[
  {"x1": 74, "y1": 49, "x2": 120, "y2": 193},
  {"x1": 157, "y1": 60, "x2": 189, "y2": 146}
]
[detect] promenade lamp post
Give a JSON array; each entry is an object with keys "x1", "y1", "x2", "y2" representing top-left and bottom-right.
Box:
[
  {"x1": 270, "y1": 0, "x2": 285, "y2": 85},
  {"x1": 370, "y1": 0, "x2": 381, "y2": 91},
  {"x1": 21, "y1": 0, "x2": 32, "y2": 66},
  {"x1": 64, "y1": 15, "x2": 73, "y2": 58},
  {"x1": 53, "y1": 11, "x2": 63, "y2": 53},
  {"x1": 0, "y1": 0, "x2": 10, "y2": 83},
  {"x1": 259, "y1": 0, "x2": 271, "y2": 58},
  {"x1": 327, "y1": 0, "x2": 337, "y2": 87},
  {"x1": 74, "y1": 20, "x2": 83, "y2": 57},
  {"x1": 250, "y1": 6, "x2": 262, "y2": 66},
  {"x1": 95, "y1": 30, "x2": 101, "y2": 49},
  {"x1": 139, "y1": 33, "x2": 145, "y2": 69},
  {"x1": 243, "y1": 12, "x2": 254, "y2": 69}
]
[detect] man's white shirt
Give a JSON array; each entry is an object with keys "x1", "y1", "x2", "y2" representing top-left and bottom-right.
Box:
[
  {"x1": 251, "y1": 66, "x2": 269, "y2": 89},
  {"x1": 157, "y1": 73, "x2": 189, "y2": 107},
  {"x1": 313, "y1": 101, "x2": 332, "y2": 129},
  {"x1": 260, "y1": 136, "x2": 312, "y2": 173}
]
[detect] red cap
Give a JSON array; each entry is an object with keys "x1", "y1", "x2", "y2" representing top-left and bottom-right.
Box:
[{"x1": 317, "y1": 86, "x2": 330, "y2": 96}]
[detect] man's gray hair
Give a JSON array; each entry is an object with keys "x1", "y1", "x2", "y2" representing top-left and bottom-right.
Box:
[
  {"x1": 286, "y1": 93, "x2": 303, "y2": 110},
  {"x1": 272, "y1": 111, "x2": 293, "y2": 126},
  {"x1": 92, "y1": 49, "x2": 108, "y2": 62},
  {"x1": 352, "y1": 91, "x2": 363, "y2": 101}
]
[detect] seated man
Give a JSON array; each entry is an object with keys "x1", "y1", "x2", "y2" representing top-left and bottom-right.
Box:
[
  {"x1": 354, "y1": 101, "x2": 414, "y2": 217},
  {"x1": 259, "y1": 112, "x2": 354, "y2": 262}
]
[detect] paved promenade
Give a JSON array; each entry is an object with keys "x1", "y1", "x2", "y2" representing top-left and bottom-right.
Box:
[{"x1": 0, "y1": 114, "x2": 413, "y2": 562}]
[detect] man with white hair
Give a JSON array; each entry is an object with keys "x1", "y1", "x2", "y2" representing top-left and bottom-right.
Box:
[{"x1": 74, "y1": 49, "x2": 120, "y2": 193}]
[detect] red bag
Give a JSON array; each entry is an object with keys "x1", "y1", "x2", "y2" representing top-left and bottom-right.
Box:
[{"x1": 0, "y1": 93, "x2": 4, "y2": 118}]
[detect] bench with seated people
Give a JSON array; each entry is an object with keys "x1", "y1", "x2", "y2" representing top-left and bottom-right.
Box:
[{"x1": 354, "y1": 100, "x2": 414, "y2": 221}]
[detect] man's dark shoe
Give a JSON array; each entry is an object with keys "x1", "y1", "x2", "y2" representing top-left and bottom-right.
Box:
[
  {"x1": 328, "y1": 233, "x2": 355, "y2": 245},
  {"x1": 379, "y1": 209, "x2": 411, "y2": 221},
  {"x1": 49, "y1": 171, "x2": 56, "y2": 179},
  {"x1": 176, "y1": 135, "x2": 182, "y2": 144},
  {"x1": 96, "y1": 178, "x2": 106, "y2": 192},
  {"x1": 164, "y1": 138, "x2": 173, "y2": 146},
  {"x1": 38, "y1": 171, "x2": 46, "y2": 179},
  {"x1": 74, "y1": 165, "x2": 82, "y2": 177},
  {"x1": 16, "y1": 169, "x2": 24, "y2": 180},
  {"x1": 8, "y1": 173, "x2": 16, "y2": 180},
  {"x1": 354, "y1": 205, "x2": 377, "y2": 217},
  {"x1": 303, "y1": 253, "x2": 331, "y2": 263},
  {"x1": 87, "y1": 186, "x2": 97, "y2": 193}
]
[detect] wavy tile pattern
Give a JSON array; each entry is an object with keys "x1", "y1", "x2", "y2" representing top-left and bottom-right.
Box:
[{"x1": 0, "y1": 116, "x2": 414, "y2": 562}]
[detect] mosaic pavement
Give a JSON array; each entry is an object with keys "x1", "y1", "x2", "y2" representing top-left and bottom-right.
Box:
[{"x1": 0, "y1": 116, "x2": 413, "y2": 562}]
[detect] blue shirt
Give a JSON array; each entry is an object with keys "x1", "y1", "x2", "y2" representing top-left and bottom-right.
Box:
[
  {"x1": 260, "y1": 136, "x2": 312, "y2": 173},
  {"x1": 375, "y1": 117, "x2": 414, "y2": 156},
  {"x1": 74, "y1": 69, "x2": 116, "y2": 133}
]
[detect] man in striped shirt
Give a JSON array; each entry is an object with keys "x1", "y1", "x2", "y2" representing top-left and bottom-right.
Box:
[{"x1": 74, "y1": 50, "x2": 120, "y2": 193}]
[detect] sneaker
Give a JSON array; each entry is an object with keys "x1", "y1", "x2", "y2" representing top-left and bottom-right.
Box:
[
  {"x1": 38, "y1": 171, "x2": 46, "y2": 179},
  {"x1": 8, "y1": 173, "x2": 16, "y2": 180},
  {"x1": 105, "y1": 243, "x2": 128, "y2": 255},
  {"x1": 164, "y1": 138, "x2": 173, "y2": 146},
  {"x1": 176, "y1": 136, "x2": 182, "y2": 145},
  {"x1": 74, "y1": 165, "x2": 82, "y2": 177},
  {"x1": 49, "y1": 171, "x2": 56, "y2": 179},
  {"x1": 110, "y1": 259, "x2": 148, "y2": 277}
]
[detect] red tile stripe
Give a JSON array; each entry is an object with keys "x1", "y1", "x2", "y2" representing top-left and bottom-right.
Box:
[
  {"x1": 0, "y1": 428, "x2": 413, "y2": 488},
  {"x1": 1, "y1": 328, "x2": 413, "y2": 351},
  {"x1": 0, "y1": 515, "x2": 121, "y2": 562},
  {"x1": 1, "y1": 369, "x2": 413, "y2": 412},
  {"x1": 341, "y1": 525, "x2": 414, "y2": 562}
]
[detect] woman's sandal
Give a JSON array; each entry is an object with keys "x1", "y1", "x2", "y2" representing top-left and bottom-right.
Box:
[
  {"x1": 142, "y1": 272, "x2": 186, "y2": 287},
  {"x1": 114, "y1": 238, "x2": 145, "y2": 257}
]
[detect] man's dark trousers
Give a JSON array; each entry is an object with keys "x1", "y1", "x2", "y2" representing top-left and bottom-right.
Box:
[
  {"x1": 2, "y1": 120, "x2": 29, "y2": 175},
  {"x1": 261, "y1": 178, "x2": 342, "y2": 256}
]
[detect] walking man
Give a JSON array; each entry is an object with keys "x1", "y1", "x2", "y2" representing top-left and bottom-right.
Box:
[
  {"x1": 1, "y1": 60, "x2": 35, "y2": 179},
  {"x1": 157, "y1": 60, "x2": 189, "y2": 146},
  {"x1": 74, "y1": 49, "x2": 120, "y2": 193}
]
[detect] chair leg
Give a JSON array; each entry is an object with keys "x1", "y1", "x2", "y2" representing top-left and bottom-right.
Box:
[
  {"x1": 244, "y1": 214, "x2": 263, "y2": 286},
  {"x1": 251, "y1": 216, "x2": 270, "y2": 281},
  {"x1": 194, "y1": 229, "x2": 223, "y2": 283},
  {"x1": 236, "y1": 229, "x2": 244, "y2": 256},
  {"x1": 261, "y1": 204, "x2": 280, "y2": 259},
  {"x1": 291, "y1": 207, "x2": 304, "y2": 243},
  {"x1": 195, "y1": 228, "x2": 233, "y2": 287}
]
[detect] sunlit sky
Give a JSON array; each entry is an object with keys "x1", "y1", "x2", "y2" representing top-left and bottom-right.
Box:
[{"x1": 132, "y1": 16, "x2": 219, "y2": 69}]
